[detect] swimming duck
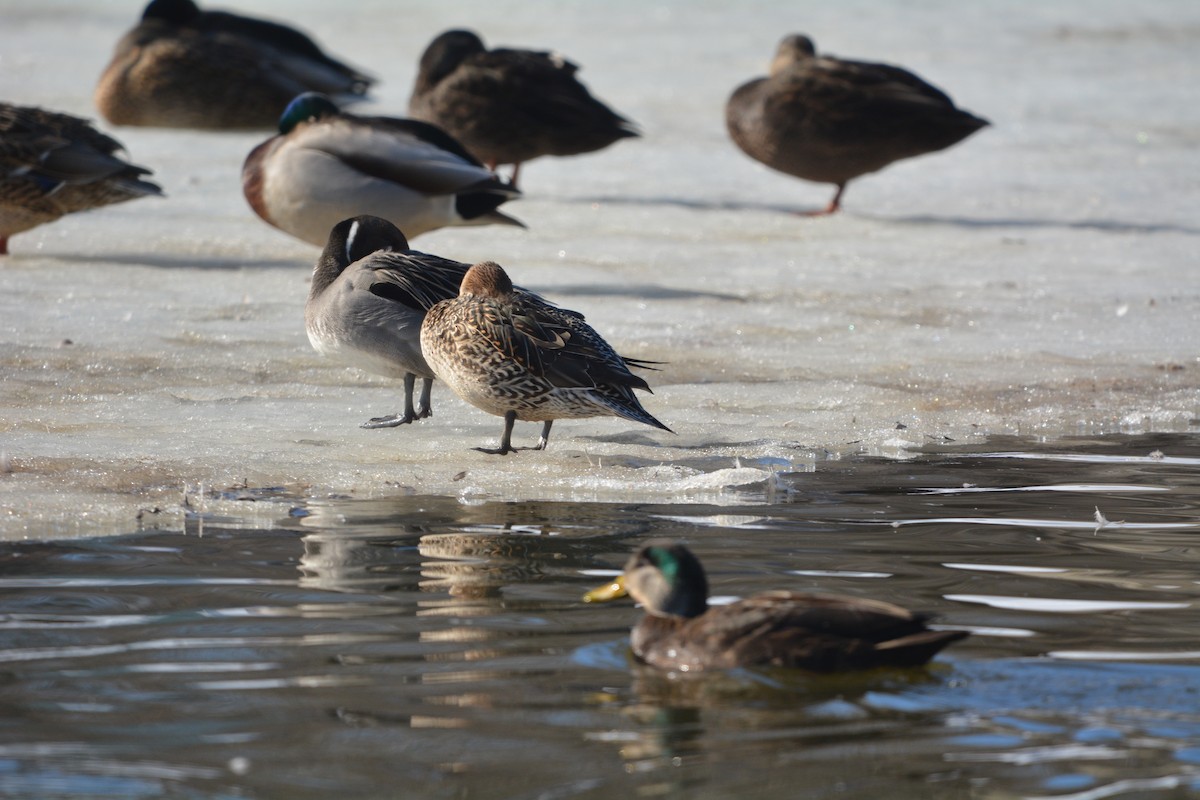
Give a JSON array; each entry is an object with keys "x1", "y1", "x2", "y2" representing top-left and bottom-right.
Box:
[
  {"x1": 420, "y1": 260, "x2": 669, "y2": 454},
  {"x1": 95, "y1": 0, "x2": 374, "y2": 129},
  {"x1": 726, "y1": 34, "x2": 989, "y2": 215},
  {"x1": 408, "y1": 29, "x2": 638, "y2": 187},
  {"x1": 0, "y1": 102, "x2": 163, "y2": 255},
  {"x1": 584, "y1": 541, "x2": 969, "y2": 672},
  {"x1": 243, "y1": 93, "x2": 522, "y2": 246}
]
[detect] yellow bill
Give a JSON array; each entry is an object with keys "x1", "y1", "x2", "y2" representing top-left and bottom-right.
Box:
[{"x1": 582, "y1": 575, "x2": 627, "y2": 603}]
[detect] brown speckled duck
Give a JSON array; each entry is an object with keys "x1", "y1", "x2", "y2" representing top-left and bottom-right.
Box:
[
  {"x1": 0, "y1": 103, "x2": 162, "y2": 255},
  {"x1": 243, "y1": 94, "x2": 522, "y2": 246},
  {"x1": 408, "y1": 29, "x2": 638, "y2": 187},
  {"x1": 307, "y1": 215, "x2": 554, "y2": 428},
  {"x1": 726, "y1": 34, "x2": 989, "y2": 215},
  {"x1": 95, "y1": 0, "x2": 374, "y2": 129},
  {"x1": 585, "y1": 541, "x2": 969, "y2": 672},
  {"x1": 420, "y1": 260, "x2": 669, "y2": 455}
]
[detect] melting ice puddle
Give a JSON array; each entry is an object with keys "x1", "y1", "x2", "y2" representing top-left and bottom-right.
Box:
[
  {"x1": 652, "y1": 514, "x2": 771, "y2": 528},
  {"x1": 946, "y1": 595, "x2": 1191, "y2": 613},
  {"x1": 944, "y1": 743, "x2": 1130, "y2": 765},
  {"x1": 891, "y1": 517, "x2": 1200, "y2": 531},
  {"x1": 1048, "y1": 650, "x2": 1200, "y2": 661},
  {"x1": 916, "y1": 483, "x2": 1170, "y2": 495},
  {"x1": 0, "y1": 577, "x2": 293, "y2": 588},
  {"x1": 787, "y1": 569, "x2": 891, "y2": 578},
  {"x1": 977, "y1": 452, "x2": 1200, "y2": 467},
  {"x1": 1024, "y1": 776, "x2": 1198, "y2": 800},
  {"x1": 944, "y1": 563, "x2": 1067, "y2": 574}
]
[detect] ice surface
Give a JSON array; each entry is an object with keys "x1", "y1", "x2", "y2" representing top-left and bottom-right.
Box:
[{"x1": 1, "y1": 1, "x2": 1197, "y2": 538}]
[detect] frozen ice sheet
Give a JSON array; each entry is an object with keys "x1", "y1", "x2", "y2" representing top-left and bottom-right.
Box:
[{"x1": 1, "y1": 1, "x2": 1197, "y2": 538}]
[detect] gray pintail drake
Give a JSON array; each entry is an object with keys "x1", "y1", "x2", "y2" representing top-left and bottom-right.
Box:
[
  {"x1": 244, "y1": 93, "x2": 522, "y2": 246},
  {"x1": 95, "y1": 0, "x2": 374, "y2": 130},
  {"x1": 308, "y1": 215, "x2": 559, "y2": 428},
  {"x1": 420, "y1": 260, "x2": 670, "y2": 455},
  {"x1": 726, "y1": 34, "x2": 989, "y2": 215},
  {"x1": 585, "y1": 541, "x2": 970, "y2": 672},
  {"x1": 0, "y1": 102, "x2": 162, "y2": 255},
  {"x1": 408, "y1": 29, "x2": 638, "y2": 187}
]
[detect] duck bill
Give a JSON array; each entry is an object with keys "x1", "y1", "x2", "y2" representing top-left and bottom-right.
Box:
[{"x1": 583, "y1": 575, "x2": 627, "y2": 603}]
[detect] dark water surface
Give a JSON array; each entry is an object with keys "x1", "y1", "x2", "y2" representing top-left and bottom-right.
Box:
[{"x1": 2, "y1": 433, "x2": 1200, "y2": 799}]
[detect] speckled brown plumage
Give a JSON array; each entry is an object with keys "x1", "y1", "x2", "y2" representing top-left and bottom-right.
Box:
[
  {"x1": 420, "y1": 260, "x2": 669, "y2": 454},
  {"x1": 307, "y1": 215, "x2": 546, "y2": 428},
  {"x1": 408, "y1": 29, "x2": 638, "y2": 185},
  {"x1": 726, "y1": 34, "x2": 989, "y2": 214},
  {"x1": 585, "y1": 541, "x2": 969, "y2": 672},
  {"x1": 0, "y1": 103, "x2": 162, "y2": 254}
]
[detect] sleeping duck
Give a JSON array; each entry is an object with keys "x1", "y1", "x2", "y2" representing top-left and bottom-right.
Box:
[
  {"x1": 95, "y1": 0, "x2": 374, "y2": 129},
  {"x1": 242, "y1": 93, "x2": 522, "y2": 246},
  {"x1": 408, "y1": 29, "x2": 638, "y2": 187},
  {"x1": 726, "y1": 34, "x2": 989, "y2": 215},
  {"x1": 0, "y1": 102, "x2": 162, "y2": 255}
]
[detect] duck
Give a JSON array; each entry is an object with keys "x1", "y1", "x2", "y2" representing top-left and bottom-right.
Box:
[
  {"x1": 584, "y1": 541, "x2": 969, "y2": 672},
  {"x1": 308, "y1": 215, "x2": 591, "y2": 429},
  {"x1": 0, "y1": 102, "x2": 163, "y2": 255},
  {"x1": 408, "y1": 29, "x2": 638, "y2": 187},
  {"x1": 420, "y1": 260, "x2": 669, "y2": 454},
  {"x1": 243, "y1": 93, "x2": 523, "y2": 246},
  {"x1": 95, "y1": 0, "x2": 374, "y2": 130},
  {"x1": 726, "y1": 34, "x2": 989, "y2": 215}
]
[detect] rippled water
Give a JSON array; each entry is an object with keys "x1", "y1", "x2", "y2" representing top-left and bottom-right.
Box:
[{"x1": 2, "y1": 433, "x2": 1200, "y2": 799}]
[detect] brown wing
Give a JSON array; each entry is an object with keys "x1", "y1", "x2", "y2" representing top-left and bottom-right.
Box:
[{"x1": 678, "y1": 592, "x2": 961, "y2": 671}]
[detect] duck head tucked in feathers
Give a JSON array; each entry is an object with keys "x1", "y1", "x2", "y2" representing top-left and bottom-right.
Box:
[
  {"x1": 408, "y1": 28, "x2": 638, "y2": 187},
  {"x1": 725, "y1": 34, "x2": 988, "y2": 215},
  {"x1": 95, "y1": 0, "x2": 373, "y2": 129},
  {"x1": 243, "y1": 93, "x2": 523, "y2": 246}
]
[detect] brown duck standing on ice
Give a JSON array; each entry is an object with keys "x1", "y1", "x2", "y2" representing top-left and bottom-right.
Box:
[
  {"x1": 585, "y1": 541, "x2": 969, "y2": 673},
  {"x1": 408, "y1": 29, "x2": 638, "y2": 188},
  {"x1": 0, "y1": 103, "x2": 162, "y2": 255},
  {"x1": 420, "y1": 260, "x2": 669, "y2": 455},
  {"x1": 726, "y1": 34, "x2": 989, "y2": 215}
]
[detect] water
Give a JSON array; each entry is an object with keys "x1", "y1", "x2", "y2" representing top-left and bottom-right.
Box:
[
  {"x1": 2, "y1": 433, "x2": 1199, "y2": 798},
  {"x1": 3, "y1": 0, "x2": 1199, "y2": 538},
  {"x1": 3, "y1": 1, "x2": 1199, "y2": 794}
]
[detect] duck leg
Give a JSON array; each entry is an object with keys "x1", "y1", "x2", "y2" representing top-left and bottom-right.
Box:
[
  {"x1": 476, "y1": 410, "x2": 519, "y2": 455},
  {"x1": 0, "y1": 236, "x2": 8, "y2": 255},
  {"x1": 414, "y1": 377, "x2": 434, "y2": 419},
  {"x1": 362, "y1": 373, "x2": 421, "y2": 428},
  {"x1": 801, "y1": 183, "x2": 845, "y2": 217},
  {"x1": 509, "y1": 162, "x2": 522, "y2": 191},
  {"x1": 527, "y1": 420, "x2": 552, "y2": 450}
]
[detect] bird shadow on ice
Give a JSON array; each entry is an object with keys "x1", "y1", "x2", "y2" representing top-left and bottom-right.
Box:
[
  {"x1": 553, "y1": 193, "x2": 804, "y2": 216},
  {"x1": 553, "y1": 194, "x2": 1200, "y2": 236},
  {"x1": 546, "y1": 282, "x2": 745, "y2": 303},
  {"x1": 55, "y1": 252, "x2": 310, "y2": 270},
  {"x1": 851, "y1": 212, "x2": 1200, "y2": 236}
]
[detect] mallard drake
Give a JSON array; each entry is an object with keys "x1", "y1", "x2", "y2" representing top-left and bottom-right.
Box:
[
  {"x1": 408, "y1": 29, "x2": 638, "y2": 187},
  {"x1": 243, "y1": 93, "x2": 522, "y2": 246},
  {"x1": 726, "y1": 34, "x2": 989, "y2": 215},
  {"x1": 95, "y1": 0, "x2": 373, "y2": 129},
  {"x1": 420, "y1": 260, "x2": 669, "y2": 454},
  {"x1": 0, "y1": 102, "x2": 162, "y2": 255},
  {"x1": 584, "y1": 541, "x2": 969, "y2": 672}
]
